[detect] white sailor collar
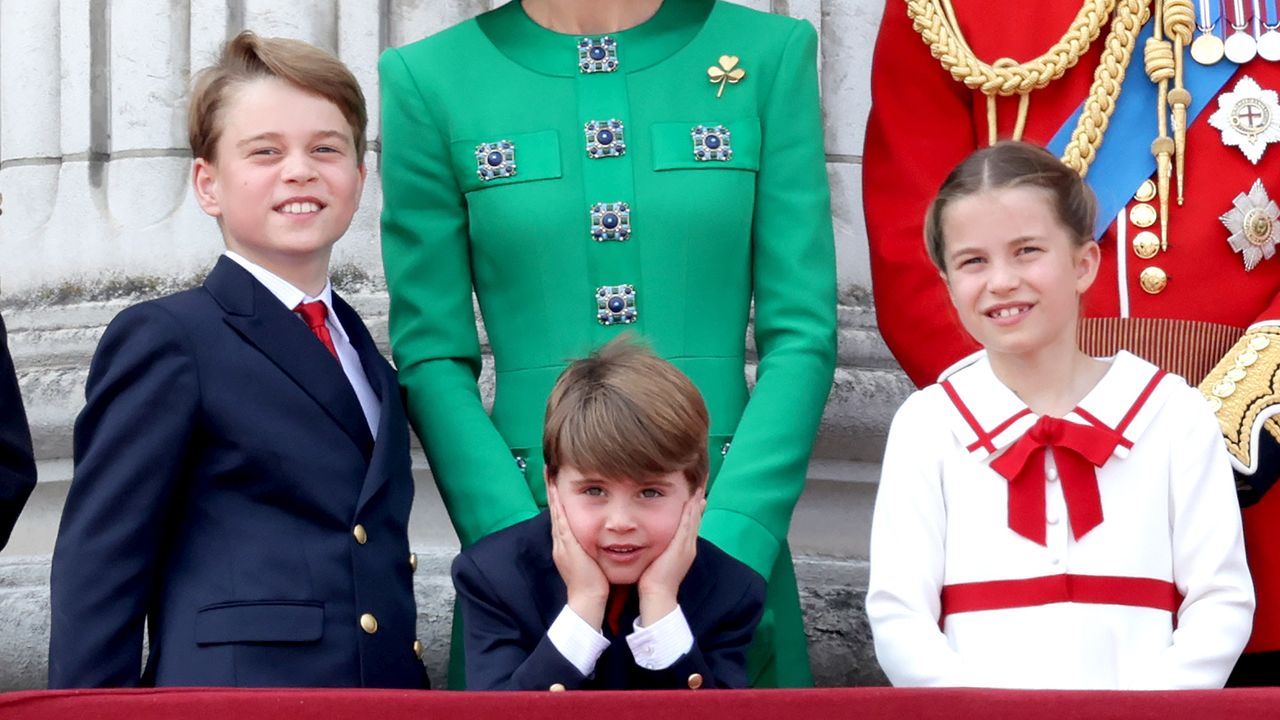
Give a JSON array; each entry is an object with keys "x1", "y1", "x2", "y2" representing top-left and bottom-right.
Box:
[{"x1": 938, "y1": 350, "x2": 1177, "y2": 462}]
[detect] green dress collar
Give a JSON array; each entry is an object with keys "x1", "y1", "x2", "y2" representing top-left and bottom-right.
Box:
[{"x1": 477, "y1": 0, "x2": 715, "y2": 77}]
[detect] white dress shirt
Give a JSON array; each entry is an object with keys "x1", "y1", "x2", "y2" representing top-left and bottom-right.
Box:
[
  {"x1": 224, "y1": 251, "x2": 381, "y2": 437},
  {"x1": 546, "y1": 603, "x2": 695, "y2": 676}
]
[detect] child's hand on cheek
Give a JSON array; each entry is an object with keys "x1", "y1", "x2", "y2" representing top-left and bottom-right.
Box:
[
  {"x1": 637, "y1": 487, "x2": 706, "y2": 627},
  {"x1": 548, "y1": 484, "x2": 610, "y2": 631}
]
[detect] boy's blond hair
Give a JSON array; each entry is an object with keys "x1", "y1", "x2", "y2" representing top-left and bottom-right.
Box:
[
  {"x1": 544, "y1": 336, "x2": 709, "y2": 489},
  {"x1": 188, "y1": 31, "x2": 367, "y2": 162}
]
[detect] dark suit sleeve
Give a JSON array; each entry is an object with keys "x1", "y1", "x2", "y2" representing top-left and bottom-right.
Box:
[
  {"x1": 0, "y1": 313, "x2": 36, "y2": 551},
  {"x1": 48, "y1": 303, "x2": 199, "y2": 688},
  {"x1": 636, "y1": 571, "x2": 766, "y2": 689},
  {"x1": 452, "y1": 551, "x2": 587, "y2": 691}
]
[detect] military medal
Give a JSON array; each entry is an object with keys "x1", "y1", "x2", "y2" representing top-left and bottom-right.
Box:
[
  {"x1": 1219, "y1": 179, "x2": 1280, "y2": 270},
  {"x1": 1225, "y1": 0, "x2": 1258, "y2": 63},
  {"x1": 1208, "y1": 75, "x2": 1280, "y2": 163},
  {"x1": 1193, "y1": 0, "x2": 1227, "y2": 64},
  {"x1": 1258, "y1": 0, "x2": 1280, "y2": 60}
]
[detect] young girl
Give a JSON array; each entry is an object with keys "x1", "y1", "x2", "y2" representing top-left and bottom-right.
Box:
[{"x1": 866, "y1": 141, "x2": 1255, "y2": 689}]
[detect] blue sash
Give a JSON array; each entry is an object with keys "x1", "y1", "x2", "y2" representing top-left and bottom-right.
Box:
[{"x1": 1046, "y1": 22, "x2": 1237, "y2": 239}]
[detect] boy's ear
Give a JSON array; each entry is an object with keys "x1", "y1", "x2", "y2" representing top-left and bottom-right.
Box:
[{"x1": 191, "y1": 158, "x2": 222, "y2": 218}]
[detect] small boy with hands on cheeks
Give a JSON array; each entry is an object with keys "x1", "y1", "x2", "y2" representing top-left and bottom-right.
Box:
[{"x1": 452, "y1": 337, "x2": 765, "y2": 690}]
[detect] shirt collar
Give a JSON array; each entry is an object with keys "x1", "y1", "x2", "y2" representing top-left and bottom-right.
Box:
[
  {"x1": 223, "y1": 251, "x2": 350, "y2": 343},
  {"x1": 939, "y1": 350, "x2": 1175, "y2": 462}
]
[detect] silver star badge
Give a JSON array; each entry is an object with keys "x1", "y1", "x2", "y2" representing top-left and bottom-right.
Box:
[
  {"x1": 1220, "y1": 179, "x2": 1280, "y2": 271},
  {"x1": 1208, "y1": 76, "x2": 1280, "y2": 165}
]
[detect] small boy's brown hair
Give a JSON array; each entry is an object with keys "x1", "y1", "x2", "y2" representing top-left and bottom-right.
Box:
[
  {"x1": 188, "y1": 30, "x2": 367, "y2": 162},
  {"x1": 544, "y1": 336, "x2": 709, "y2": 489}
]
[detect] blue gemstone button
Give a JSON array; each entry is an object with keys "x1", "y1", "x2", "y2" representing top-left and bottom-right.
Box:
[
  {"x1": 590, "y1": 202, "x2": 631, "y2": 242},
  {"x1": 585, "y1": 119, "x2": 626, "y2": 159},
  {"x1": 579, "y1": 36, "x2": 619, "y2": 73},
  {"x1": 475, "y1": 140, "x2": 517, "y2": 181},
  {"x1": 691, "y1": 125, "x2": 733, "y2": 162},
  {"x1": 597, "y1": 285, "x2": 637, "y2": 325}
]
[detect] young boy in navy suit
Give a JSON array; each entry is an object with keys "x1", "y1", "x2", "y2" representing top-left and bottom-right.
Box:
[
  {"x1": 48, "y1": 32, "x2": 427, "y2": 689},
  {"x1": 452, "y1": 338, "x2": 765, "y2": 690}
]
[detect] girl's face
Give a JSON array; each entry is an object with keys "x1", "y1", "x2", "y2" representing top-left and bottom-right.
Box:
[{"x1": 939, "y1": 186, "x2": 1100, "y2": 362}]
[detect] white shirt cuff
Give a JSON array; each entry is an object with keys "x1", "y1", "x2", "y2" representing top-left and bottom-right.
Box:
[
  {"x1": 626, "y1": 605, "x2": 694, "y2": 670},
  {"x1": 547, "y1": 605, "x2": 611, "y2": 678}
]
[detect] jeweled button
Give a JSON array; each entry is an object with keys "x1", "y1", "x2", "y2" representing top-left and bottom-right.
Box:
[{"x1": 486, "y1": 151, "x2": 503, "y2": 167}]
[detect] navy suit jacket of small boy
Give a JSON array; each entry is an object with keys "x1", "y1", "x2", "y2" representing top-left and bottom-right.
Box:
[
  {"x1": 452, "y1": 511, "x2": 765, "y2": 690},
  {"x1": 0, "y1": 312, "x2": 36, "y2": 551},
  {"x1": 48, "y1": 257, "x2": 427, "y2": 689}
]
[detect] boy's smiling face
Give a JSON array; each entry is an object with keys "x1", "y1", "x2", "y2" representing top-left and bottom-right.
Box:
[
  {"x1": 553, "y1": 466, "x2": 693, "y2": 585},
  {"x1": 192, "y1": 77, "x2": 365, "y2": 279}
]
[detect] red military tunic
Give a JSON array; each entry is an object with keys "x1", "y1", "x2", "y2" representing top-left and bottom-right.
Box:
[{"x1": 865, "y1": 0, "x2": 1280, "y2": 656}]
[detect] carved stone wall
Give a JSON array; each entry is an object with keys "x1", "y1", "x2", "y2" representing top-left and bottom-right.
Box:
[{"x1": 0, "y1": 0, "x2": 907, "y2": 689}]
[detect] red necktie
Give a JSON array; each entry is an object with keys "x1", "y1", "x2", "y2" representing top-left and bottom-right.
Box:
[
  {"x1": 295, "y1": 301, "x2": 339, "y2": 361},
  {"x1": 605, "y1": 585, "x2": 631, "y2": 636},
  {"x1": 988, "y1": 416, "x2": 1121, "y2": 545}
]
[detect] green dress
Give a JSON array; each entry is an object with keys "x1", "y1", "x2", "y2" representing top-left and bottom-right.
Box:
[{"x1": 379, "y1": 0, "x2": 835, "y2": 688}]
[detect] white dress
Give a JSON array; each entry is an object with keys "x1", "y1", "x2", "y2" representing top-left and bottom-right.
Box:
[{"x1": 867, "y1": 351, "x2": 1255, "y2": 689}]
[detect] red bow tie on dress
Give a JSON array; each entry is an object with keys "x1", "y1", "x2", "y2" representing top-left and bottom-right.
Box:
[{"x1": 988, "y1": 415, "x2": 1121, "y2": 546}]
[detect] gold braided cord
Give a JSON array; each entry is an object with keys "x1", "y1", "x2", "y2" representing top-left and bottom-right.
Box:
[
  {"x1": 908, "y1": 0, "x2": 1151, "y2": 177},
  {"x1": 1060, "y1": 0, "x2": 1152, "y2": 176},
  {"x1": 907, "y1": 0, "x2": 1114, "y2": 96}
]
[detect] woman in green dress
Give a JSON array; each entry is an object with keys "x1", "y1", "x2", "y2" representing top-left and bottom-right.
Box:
[{"x1": 379, "y1": 0, "x2": 836, "y2": 688}]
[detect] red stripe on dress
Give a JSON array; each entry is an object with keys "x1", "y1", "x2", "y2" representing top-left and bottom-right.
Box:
[
  {"x1": 985, "y1": 408, "x2": 1034, "y2": 444},
  {"x1": 939, "y1": 573, "x2": 1183, "y2": 620},
  {"x1": 941, "y1": 379, "x2": 996, "y2": 454},
  {"x1": 1067, "y1": 368, "x2": 1168, "y2": 451},
  {"x1": 1114, "y1": 369, "x2": 1168, "y2": 435}
]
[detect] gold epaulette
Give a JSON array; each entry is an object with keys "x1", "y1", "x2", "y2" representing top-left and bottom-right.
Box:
[{"x1": 1199, "y1": 327, "x2": 1280, "y2": 474}]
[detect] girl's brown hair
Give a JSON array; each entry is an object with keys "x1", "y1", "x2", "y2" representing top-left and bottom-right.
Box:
[
  {"x1": 543, "y1": 336, "x2": 709, "y2": 489},
  {"x1": 188, "y1": 31, "x2": 367, "y2": 162},
  {"x1": 924, "y1": 141, "x2": 1097, "y2": 272}
]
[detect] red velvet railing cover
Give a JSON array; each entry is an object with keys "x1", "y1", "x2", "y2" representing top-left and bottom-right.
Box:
[{"x1": 1, "y1": 687, "x2": 1278, "y2": 720}]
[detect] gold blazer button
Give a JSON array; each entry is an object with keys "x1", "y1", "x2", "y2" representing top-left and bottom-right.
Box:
[
  {"x1": 360, "y1": 613, "x2": 378, "y2": 634},
  {"x1": 1139, "y1": 267, "x2": 1168, "y2": 294}
]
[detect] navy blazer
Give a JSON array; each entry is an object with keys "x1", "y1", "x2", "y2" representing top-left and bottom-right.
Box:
[
  {"x1": 0, "y1": 312, "x2": 36, "y2": 550},
  {"x1": 452, "y1": 511, "x2": 765, "y2": 690},
  {"x1": 49, "y1": 257, "x2": 427, "y2": 689}
]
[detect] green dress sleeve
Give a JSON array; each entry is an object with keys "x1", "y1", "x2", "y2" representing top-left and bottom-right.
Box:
[
  {"x1": 378, "y1": 47, "x2": 540, "y2": 547},
  {"x1": 698, "y1": 20, "x2": 837, "y2": 579}
]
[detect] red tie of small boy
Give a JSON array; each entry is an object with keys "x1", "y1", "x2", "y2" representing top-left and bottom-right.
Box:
[{"x1": 295, "y1": 301, "x2": 340, "y2": 361}]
